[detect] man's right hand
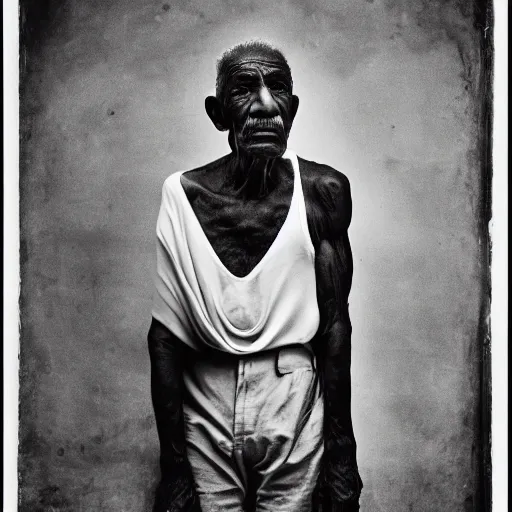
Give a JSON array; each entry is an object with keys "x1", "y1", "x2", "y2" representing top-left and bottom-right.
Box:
[{"x1": 153, "y1": 456, "x2": 201, "y2": 512}]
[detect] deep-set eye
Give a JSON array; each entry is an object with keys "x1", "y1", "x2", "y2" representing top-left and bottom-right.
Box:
[
  {"x1": 268, "y1": 81, "x2": 289, "y2": 93},
  {"x1": 231, "y1": 85, "x2": 251, "y2": 96}
]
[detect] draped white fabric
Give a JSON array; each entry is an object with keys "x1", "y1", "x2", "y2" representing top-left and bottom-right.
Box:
[{"x1": 152, "y1": 150, "x2": 320, "y2": 354}]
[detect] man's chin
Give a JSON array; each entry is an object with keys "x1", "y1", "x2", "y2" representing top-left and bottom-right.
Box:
[{"x1": 242, "y1": 141, "x2": 287, "y2": 159}]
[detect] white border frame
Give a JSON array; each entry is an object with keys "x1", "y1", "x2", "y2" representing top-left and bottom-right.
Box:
[
  {"x1": 3, "y1": 1, "x2": 507, "y2": 511},
  {"x1": 4, "y1": 0, "x2": 21, "y2": 511},
  {"x1": 490, "y1": 2, "x2": 508, "y2": 511}
]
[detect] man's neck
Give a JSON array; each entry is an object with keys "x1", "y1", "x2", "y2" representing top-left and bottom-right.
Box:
[{"x1": 225, "y1": 151, "x2": 283, "y2": 199}]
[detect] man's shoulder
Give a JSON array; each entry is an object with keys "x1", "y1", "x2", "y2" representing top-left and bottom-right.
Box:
[
  {"x1": 297, "y1": 155, "x2": 351, "y2": 201},
  {"x1": 163, "y1": 154, "x2": 230, "y2": 192}
]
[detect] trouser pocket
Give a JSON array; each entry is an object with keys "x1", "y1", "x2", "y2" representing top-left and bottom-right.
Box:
[{"x1": 275, "y1": 343, "x2": 315, "y2": 376}]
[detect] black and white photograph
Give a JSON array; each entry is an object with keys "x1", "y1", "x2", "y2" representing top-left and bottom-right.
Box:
[{"x1": 3, "y1": 1, "x2": 507, "y2": 511}]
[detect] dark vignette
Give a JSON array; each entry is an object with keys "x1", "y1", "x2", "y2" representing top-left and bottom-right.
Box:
[
  {"x1": 18, "y1": 2, "x2": 53, "y2": 509},
  {"x1": 472, "y1": 1, "x2": 493, "y2": 511},
  {"x1": 17, "y1": 0, "x2": 494, "y2": 510}
]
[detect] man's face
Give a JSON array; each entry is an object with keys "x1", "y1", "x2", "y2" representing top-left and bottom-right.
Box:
[{"x1": 221, "y1": 57, "x2": 297, "y2": 158}]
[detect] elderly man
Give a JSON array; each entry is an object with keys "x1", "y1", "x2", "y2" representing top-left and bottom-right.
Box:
[{"x1": 149, "y1": 41, "x2": 363, "y2": 512}]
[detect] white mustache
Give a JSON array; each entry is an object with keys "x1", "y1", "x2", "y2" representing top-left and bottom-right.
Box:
[{"x1": 242, "y1": 116, "x2": 284, "y2": 136}]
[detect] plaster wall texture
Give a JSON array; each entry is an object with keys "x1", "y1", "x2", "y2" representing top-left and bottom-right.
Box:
[{"x1": 19, "y1": 0, "x2": 486, "y2": 510}]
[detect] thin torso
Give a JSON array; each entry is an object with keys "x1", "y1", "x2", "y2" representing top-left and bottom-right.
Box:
[
  {"x1": 180, "y1": 156, "x2": 295, "y2": 278},
  {"x1": 179, "y1": 153, "x2": 351, "y2": 279}
]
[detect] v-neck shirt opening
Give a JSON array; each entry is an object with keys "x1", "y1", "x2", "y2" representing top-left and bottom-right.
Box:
[{"x1": 176, "y1": 152, "x2": 299, "y2": 282}]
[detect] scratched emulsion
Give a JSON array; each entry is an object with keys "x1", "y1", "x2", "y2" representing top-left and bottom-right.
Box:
[{"x1": 18, "y1": 1, "x2": 490, "y2": 510}]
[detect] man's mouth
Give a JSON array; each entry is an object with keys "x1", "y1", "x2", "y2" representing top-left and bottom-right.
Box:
[{"x1": 251, "y1": 129, "x2": 281, "y2": 137}]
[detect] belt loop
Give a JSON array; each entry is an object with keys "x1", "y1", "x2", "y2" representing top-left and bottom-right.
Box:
[{"x1": 275, "y1": 347, "x2": 284, "y2": 377}]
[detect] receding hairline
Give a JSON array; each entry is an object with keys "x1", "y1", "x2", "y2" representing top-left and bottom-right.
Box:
[{"x1": 215, "y1": 41, "x2": 292, "y2": 97}]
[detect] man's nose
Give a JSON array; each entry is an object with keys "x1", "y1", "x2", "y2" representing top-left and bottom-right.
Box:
[{"x1": 250, "y1": 85, "x2": 279, "y2": 117}]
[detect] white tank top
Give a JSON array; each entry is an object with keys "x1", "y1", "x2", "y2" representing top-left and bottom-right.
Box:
[{"x1": 151, "y1": 149, "x2": 320, "y2": 354}]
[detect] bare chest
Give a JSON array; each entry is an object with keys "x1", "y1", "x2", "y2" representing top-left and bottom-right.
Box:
[{"x1": 181, "y1": 177, "x2": 294, "y2": 278}]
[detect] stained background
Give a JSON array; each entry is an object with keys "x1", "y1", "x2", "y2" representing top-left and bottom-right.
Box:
[{"x1": 18, "y1": 0, "x2": 491, "y2": 510}]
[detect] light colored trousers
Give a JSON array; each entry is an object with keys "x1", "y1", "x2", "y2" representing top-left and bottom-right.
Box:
[{"x1": 182, "y1": 344, "x2": 324, "y2": 512}]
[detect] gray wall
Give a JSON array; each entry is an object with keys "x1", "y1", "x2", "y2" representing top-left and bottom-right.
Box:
[{"x1": 19, "y1": 0, "x2": 486, "y2": 510}]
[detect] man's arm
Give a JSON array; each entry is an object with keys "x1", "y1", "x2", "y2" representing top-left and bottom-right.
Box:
[
  {"x1": 309, "y1": 171, "x2": 363, "y2": 511},
  {"x1": 148, "y1": 318, "x2": 201, "y2": 512}
]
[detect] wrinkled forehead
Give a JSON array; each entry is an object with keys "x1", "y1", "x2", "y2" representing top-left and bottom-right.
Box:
[
  {"x1": 224, "y1": 57, "x2": 292, "y2": 81},
  {"x1": 217, "y1": 50, "x2": 293, "y2": 99}
]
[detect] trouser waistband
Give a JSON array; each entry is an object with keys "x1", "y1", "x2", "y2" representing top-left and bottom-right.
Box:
[{"x1": 188, "y1": 342, "x2": 316, "y2": 374}]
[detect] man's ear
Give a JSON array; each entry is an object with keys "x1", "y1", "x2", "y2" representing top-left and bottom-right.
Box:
[
  {"x1": 205, "y1": 96, "x2": 229, "y2": 132},
  {"x1": 290, "y1": 95, "x2": 299, "y2": 123}
]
